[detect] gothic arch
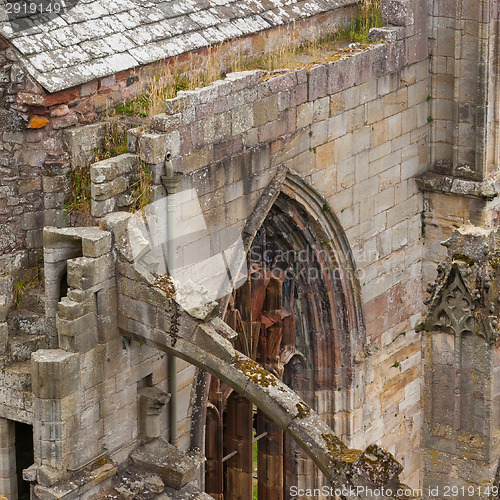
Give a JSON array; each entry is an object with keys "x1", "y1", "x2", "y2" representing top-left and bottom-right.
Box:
[
  {"x1": 204, "y1": 169, "x2": 367, "y2": 498},
  {"x1": 240, "y1": 169, "x2": 367, "y2": 402}
]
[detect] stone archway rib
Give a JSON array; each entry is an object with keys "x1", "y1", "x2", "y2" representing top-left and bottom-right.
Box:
[{"x1": 108, "y1": 255, "x2": 409, "y2": 499}]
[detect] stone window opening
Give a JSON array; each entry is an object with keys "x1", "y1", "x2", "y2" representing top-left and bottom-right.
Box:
[{"x1": 205, "y1": 192, "x2": 353, "y2": 498}]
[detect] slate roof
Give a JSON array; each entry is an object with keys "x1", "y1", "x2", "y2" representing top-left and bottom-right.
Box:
[{"x1": 0, "y1": 0, "x2": 356, "y2": 93}]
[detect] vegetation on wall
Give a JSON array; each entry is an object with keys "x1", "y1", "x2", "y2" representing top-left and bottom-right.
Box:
[
  {"x1": 65, "y1": 0, "x2": 381, "y2": 216},
  {"x1": 112, "y1": 0, "x2": 383, "y2": 119},
  {"x1": 65, "y1": 121, "x2": 128, "y2": 214},
  {"x1": 15, "y1": 249, "x2": 44, "y2": 306}
]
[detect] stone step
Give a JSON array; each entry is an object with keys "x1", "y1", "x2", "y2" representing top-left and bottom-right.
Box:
[
  {"x1": 7, "y1": 308, "x2": 47, "y2": 337},
  {"x1": 19, "y1": 286, "x2": 46, "y2": 315}
]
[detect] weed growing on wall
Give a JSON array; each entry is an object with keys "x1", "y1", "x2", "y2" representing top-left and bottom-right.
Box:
[
  {"x1": 15, "y1": 249, "x2": 44, "y2": 306},
  {"x1": 65, "y1": 120, "x2": 127, "y2": 213},
  {"x1": 111, "y1": 0, "x2": 383, "y2": 118},
  {"x1": 336, "y1": 0, "x2": 383, "y2": 44},
  {"x1": 129, "y1": 160, "x2": 153, "y2": 213}
]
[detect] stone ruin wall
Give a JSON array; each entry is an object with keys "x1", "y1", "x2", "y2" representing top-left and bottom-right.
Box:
[
  {"x1": 4, "y1": 0, "x2": 500, "y2": 496},
  {"x1": 80, "y1": 13, "x2": 430, "y2": 485},
  {"x1": 0, "y1": 1, "x2": 359, "y2": 287}
]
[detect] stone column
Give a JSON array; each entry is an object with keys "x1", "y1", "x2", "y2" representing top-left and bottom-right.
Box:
[
  {"x1": 205, "y1": 404, "x2": 223, "y2": 500},
  {"x1": 421, "y1": 227, "x2": 500, "y2": 495},
  {"x1": 429, "y1": 0, "x2": 498, "y2": 179},
  {"x1": 225, "y1": 394, "x2": 253, "y2": 500},
  {"x1": 31, "y1": 349, "x2": 80, "y2": 485},
  {"x1": 257, "y1": 410, "x2": 283, "y2": 500},
  {"x1": 0, "y1": 418, "x2": 17, "y2": 499}
]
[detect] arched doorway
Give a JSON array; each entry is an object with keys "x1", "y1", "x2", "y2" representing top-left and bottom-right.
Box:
[{"x1": 205, "y1": 188, "x2": 361, "y2": 499}]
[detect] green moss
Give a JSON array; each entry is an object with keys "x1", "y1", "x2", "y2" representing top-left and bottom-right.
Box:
[
  {"x1": 321, "y1": 433, "x2": 362, "y2": 463},
  {"x1": 296, "y1": 401, "x2": 311, "y2": 419},
  {"x1": 152, "y1": 273, "x2": 176, "y2": 299},
  {"x1": 91, "y1": 458, "x2": 110, "y2": 470},
  {"x1": 490, "y1": 258, "x2": 499, "y2": 270},
  {"x1": 452, "y1": 254, "x2": 476, "y2": 266},
  {"x1": 233, "y1": 353, "x2": 276, "y2": 387}
]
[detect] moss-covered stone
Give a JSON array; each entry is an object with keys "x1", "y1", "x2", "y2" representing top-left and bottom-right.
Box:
[
  {"x1": 233, "y1": 353, "x2": 277, "y2": 387},
  {"x1": 296, "y1": 401, "x2": 311, "y2": 418}
]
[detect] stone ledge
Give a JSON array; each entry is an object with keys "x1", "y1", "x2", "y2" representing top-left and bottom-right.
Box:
[
  {"x1": 416, "y1": 172, "x2": 499, "y2": 201},
  {"x1": 33, "y1": 463, "x2": 117, "y2": 500},
  {"x1": 130, "y1": 438, "x2": 203, "y2": 490}
]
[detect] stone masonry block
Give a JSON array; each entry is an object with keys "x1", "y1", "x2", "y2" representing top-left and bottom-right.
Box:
[
  {"x1": 0, "y1": 418, "x2": 15, "y2": 448},
  {"x1": 232, "y1": 104, "x2": 253, "y2": 135},
  {"x1": 308, "y1": 64, "x2": 328, "y2": 101},
  {"x1": 91, "y1": 176, "x2": 129, "y2": 201},
  {"x1": 382, "y1": 0, "x2": 412, "y2": 26},
  {"x1": 81, "y1": 231, "x2": 111, "y2": 258},
  {"x1": 139, "y1": 131, "x2": 180, "y2": 164},
  {"x1": 150, "y1": 113, "x2": 183, "y2": 133},
  {"x1": 91, "y1": 154, "x2": 136, "y2": 184},
  {"x1": 31, "y1": 349, "x2": 80, "y2": 399},
  {"x1": 131, "y1": 438, "x2": 203, "y2": 490},
  {"x1": 67, "y1": 253, "x2": 114, "y2": 290},
  {"x1": 57, "y1": 296, "x2": 94, "y2": 321},
  {"x1": 56, "y1": 312, "x2": 97, "y2": 338},
  {"x1": 253, "y1": 95, "x2": 278, "y2": 127},
  {"x1": 92, "y1": 198, "x2": 116, "y2": 218},
  {"x1": 327, "y1": 58, "x2": 352, "y2": 100}
]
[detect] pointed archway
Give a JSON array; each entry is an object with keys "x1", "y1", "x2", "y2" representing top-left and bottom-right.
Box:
[{"x1": 205, "y1": 169, "x2": 367, "y2": 498}]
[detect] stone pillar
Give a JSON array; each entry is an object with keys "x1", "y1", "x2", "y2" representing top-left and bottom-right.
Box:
[
  {"x1": 0, "y1": 418, "x2": 17, "y2": 499},
  {"x1": 421, "y1": 226, "x2": 500, "y2": 495},
  {"x1": 225, "y1": 394, "x2": 253, "y2": 500},
  {"x1": 31, "y1": 349, "x2": 80, "y2": 485},
  {"x1": 205, "y1": 404, "x2": 223, "y2": 500},
  {"x1": 429, "y1": 0, "x2": 498, "y2": 179},
  {"x1": 257, "y1": 410, "x2": 283, "y2": 500}
]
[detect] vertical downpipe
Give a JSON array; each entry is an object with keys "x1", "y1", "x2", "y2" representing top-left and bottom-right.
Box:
[{"x1": 162, "y1": 153, "x2": 182, "y2": 447}]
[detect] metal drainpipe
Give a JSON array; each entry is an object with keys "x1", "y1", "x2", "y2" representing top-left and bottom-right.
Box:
[{"x1": 161, "y1": 152, "x2": 183, "y2": 447}]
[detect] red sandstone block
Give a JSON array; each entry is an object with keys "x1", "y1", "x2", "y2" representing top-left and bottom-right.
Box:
[{"x1": 44, "y1": 89, "x2": 80, "y2": 107}]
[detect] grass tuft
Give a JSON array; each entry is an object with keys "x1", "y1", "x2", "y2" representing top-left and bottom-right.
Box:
[
  {"x1": 15, "y1": 249, "x2": 44, "y2": 307},
  {"x1": 111, "y1": 0, "x2": 383, "y2": 119},
  {"x1": 65, "y1": 120, "x2": 128, "y2": 214}
]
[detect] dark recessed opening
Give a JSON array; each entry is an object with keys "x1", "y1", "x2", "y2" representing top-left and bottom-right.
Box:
[
  {"x1": 59, "y1": 271, "x2": 68, "y2": 300},
  {"x1": 15, "y1": 422, "x2": 34, "y2": 500}
]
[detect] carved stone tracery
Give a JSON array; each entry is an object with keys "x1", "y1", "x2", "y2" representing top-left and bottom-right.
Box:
[
  {"x1": 429, "y1": 266, "x2": 474, "y2": 337},
  {"x1": 421, "y1": 226, "x2": 500, "y2": 345}
]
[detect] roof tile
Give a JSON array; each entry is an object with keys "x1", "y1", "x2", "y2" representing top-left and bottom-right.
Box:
[{"x1": 0, "y1": 0, "x2": 357, "y2": 92}]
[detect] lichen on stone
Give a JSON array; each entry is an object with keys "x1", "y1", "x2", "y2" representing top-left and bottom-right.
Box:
[
  {"x1": 233, "y1": 353, "x2": 277, "y2": 387},
  {"x1": 152, "y1": 273, "x2": 176, "y2": 299},
  {"x1": 296, "y1": 401, "x2": 311, "y2": 418},
  {"x1": 321, "y1": 433, "x2": 362, "y2": 464},
  {"x1": 452, "y1": 253, "x2": 476, "y2": 266}
]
